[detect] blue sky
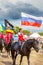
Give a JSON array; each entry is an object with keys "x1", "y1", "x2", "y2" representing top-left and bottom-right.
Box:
[{"x1": 0, "y1": 0, "x2": 43, "y2": 32}]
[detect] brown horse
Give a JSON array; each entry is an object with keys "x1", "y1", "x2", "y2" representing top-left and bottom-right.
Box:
[{"x1": 11, "y1": 39, "x2": 39, "y2": 65}]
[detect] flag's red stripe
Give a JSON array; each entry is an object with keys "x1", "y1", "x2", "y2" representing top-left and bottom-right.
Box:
[{"x1": 21, "y1": 21, "x2": 41, "y2": 27}]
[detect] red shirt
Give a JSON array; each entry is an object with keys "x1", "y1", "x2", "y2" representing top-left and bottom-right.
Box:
[
  {"x1": 2, "y1": 34, "x2": 6, "y2": 40},
  {"x1": 8, "y1": 33, "x2": 12, "y2": 39},
  {"x1": 0, "y1": 33, "x2": 3, "y2": 39},
  {"x1": 4, "y1": 35, "x2": 10, "y2": 44},
  {"x1": 4, "y1": 33, "x2": 12, "y2": 44},
  {"x1": 18, "y1": 32, "x2": 24, "y2": 41}
]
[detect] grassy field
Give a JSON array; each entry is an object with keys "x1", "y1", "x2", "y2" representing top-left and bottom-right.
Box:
[{"x1": 0, "y1": 47, "x2": 43, "y2": 65}]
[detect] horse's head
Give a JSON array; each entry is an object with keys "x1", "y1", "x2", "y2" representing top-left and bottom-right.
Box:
[
  {"x1": 32, "y1": 39, "x2": 39, "y2": 52},
  {"x1": 26, "y1": 39, "x2": 39, "y2": 52}
]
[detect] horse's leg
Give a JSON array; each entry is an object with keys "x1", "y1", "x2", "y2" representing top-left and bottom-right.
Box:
[
  {"x1": 0, "y1": 44, "x2": 3, "y2": 53},
  {"x1": 11, "y1": 48, "x2": 16, "y2": 65},
  {"x1": 12, "y1": 52, "x2": 15, "y2": 65},
  {"x1": 0, "y1": 44, "x2": 3, "y2": 56},
  {"x1": 7, "y1": 51, "x2": 10, "y2": 58},
  {"x1": 14, "y1": 53, "x2": 18, "y2": 65},
  {"x1": 42, "y1": 43, "x2": 43, "y2": 49},
  {"x1": 0, "y1": 48, "x2": 2, "y2": 53},
  {"x1": 19, "y1": 55, "x2": 23, "y2": 65},
  {"x1": 27, "y1": 55, "x2": 30, "y2": 65},
  {"x1": 0, "y1": 45, "x2": 3, "y2": 53},
  {"x1": 13, "y1": 52, "x2": 18, "y2": 65}
]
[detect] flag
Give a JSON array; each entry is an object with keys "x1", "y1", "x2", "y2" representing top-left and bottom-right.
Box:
[{"x1": 21, "y1": 12, "x2": 42, "y2": 27}]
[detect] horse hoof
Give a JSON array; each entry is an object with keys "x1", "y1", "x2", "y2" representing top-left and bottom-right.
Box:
[
  {"x1": 13, "y1": 64, "x2": 15, "y2": 65},
  {"x1": 13, "y1": 63, "x2": 16, "y2": 65}
]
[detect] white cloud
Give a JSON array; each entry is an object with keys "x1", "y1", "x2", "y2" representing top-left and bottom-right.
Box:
[
  {"x1": 0, "y1": 0, "x2": 43, "y2": 32},
  {"x1": 0, "y1": 0, "x2": 43, "y2": 11},
  {"x1": 0, "y1": 0, "x2": 43, "y2": 20},
  {"x1": 6, "y1": 0, "x2": 43, "y2": 11},
  {"x1": 30, "y1": 0, "x2": 43, "y2": 11},
  {"x1": 6, "y1": 0, "x2": 17, "y2": 4}
]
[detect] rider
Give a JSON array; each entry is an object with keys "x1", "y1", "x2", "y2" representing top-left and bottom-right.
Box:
[
  {"x1": 4, "y1": 33, "x2": 9, "y2": 45},
  {"x1": 0, "y1": 32, "x2": 3, "y2": 39},
  {"x1": 4, "y1": 32, "x2": 13, "y2": 45},
  {"x1": 0, "y1": 32, "x2": 4, "y2": 46},
  {"x1": 8, "y1": 32, "x2": 13, "y2": 39},
  {"x1": 18, "y1": 28, "x2": 25, "y2": 51}
]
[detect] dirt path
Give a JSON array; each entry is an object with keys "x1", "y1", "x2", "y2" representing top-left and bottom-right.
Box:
[{"x1": 0, "y1": 49, "x2": 43, "y2": 65}]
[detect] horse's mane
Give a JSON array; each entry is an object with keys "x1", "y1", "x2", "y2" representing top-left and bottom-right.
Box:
[{"x1": 26, "y1": 39, "x2": 35, "y2": 43}]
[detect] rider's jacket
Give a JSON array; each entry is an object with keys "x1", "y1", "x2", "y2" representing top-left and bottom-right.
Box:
[
  {"x1": 8, "y1": 33, "x2": 12, "y2": 39},
  {"x1": 4, "y1": 33, "x2": 12, "y2": 44},
  {"x1": 0, "y1": 33, "x2": 3, "y2": 39},
  {"x1": 4, "y1": 35, "x2": 10, "y2": 44},
  {"x1": 18, "y1": 32, "x2": 25, "y2": 41}
]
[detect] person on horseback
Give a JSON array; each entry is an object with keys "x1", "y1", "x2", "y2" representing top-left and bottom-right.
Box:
[
  {"x1": 0, "y1": 32, "x2": 4, "y2": 44},
  {"x1": 0, "y1": 32, "x2": 3, "y2": 39},
  {"x1": 4, "y1": 32, "x2": 12, "y2": 45},
  {"x1": 18, "y1": 28, "x2": 25, "y2": 51}
]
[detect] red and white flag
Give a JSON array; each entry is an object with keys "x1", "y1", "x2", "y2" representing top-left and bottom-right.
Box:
[{"x1": 21, "y1": 12, "x2": 42, "y2": 27}]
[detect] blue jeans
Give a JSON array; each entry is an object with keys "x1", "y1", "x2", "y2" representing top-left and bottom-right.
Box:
[
  {"x1": 18, "y1": 40, "x2": 22, "y2": 46},
  {"x1": 18, "y1": 40, "x2": 24, "y2": 51}
]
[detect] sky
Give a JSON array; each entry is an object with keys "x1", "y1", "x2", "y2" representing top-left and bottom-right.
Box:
[{"x1": 0, "y1": 0, "x2": 43, "y2": 32}]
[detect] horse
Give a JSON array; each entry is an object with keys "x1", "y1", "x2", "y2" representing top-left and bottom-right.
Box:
[
  {"x1": 11, "y1": 39, "x2": 39, "y2": 65},
  {"x1": 4, "y1": 38, "x2": 13, "y2": 57},
  {"x1": 0, "y1": 38, "x2": 4, "y2": 53},
  {"x1": 42, "y1": 44, "x2": 43, "y2": 49},
  {"x1": 39, "y1": 39, "x2": 43, "y2": 49}
]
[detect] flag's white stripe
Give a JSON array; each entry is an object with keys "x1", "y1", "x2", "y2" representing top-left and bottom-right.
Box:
[{"x1": 21, "y1": 12, "x2": 42, "y2": 20}]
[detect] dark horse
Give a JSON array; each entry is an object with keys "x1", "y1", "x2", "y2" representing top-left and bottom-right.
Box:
[
  {"x1": 4, "y1": 39, "x2": 13, "y2": 56},
  {"x1": 0, "y1": 38, "x2": 4, "y2": 53},
  {"x1": 41, "y1": 42, "x2": 43, "y2": 49},
  {"x1": 11, "y1": 39, "x2": 39, "y2": 65}
]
